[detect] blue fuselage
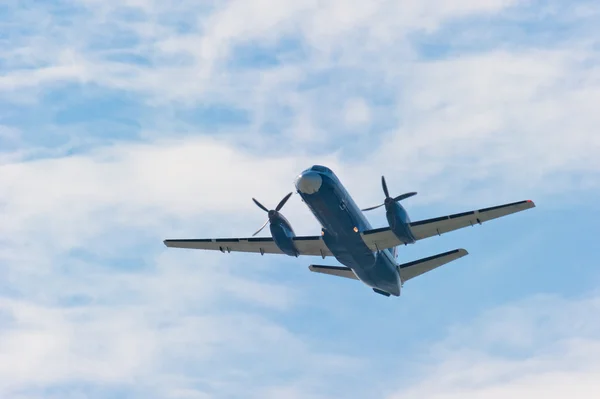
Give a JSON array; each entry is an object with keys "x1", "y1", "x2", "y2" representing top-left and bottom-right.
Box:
[{"x1": 295, "y1": 165, "x2": 401, "y2": 296}]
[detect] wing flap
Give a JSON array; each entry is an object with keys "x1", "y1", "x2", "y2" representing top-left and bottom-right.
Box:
[
  {"x1": 308, "y1": 265, "x2": 358, "y2": 280},
  {"x1": 399, "y1": 248, "x2": 468, "y2": 282}
]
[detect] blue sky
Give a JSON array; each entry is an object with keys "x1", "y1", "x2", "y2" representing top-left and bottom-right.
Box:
[{"x1": 1, "y1": 0, "x2": 599, "y2": 398}]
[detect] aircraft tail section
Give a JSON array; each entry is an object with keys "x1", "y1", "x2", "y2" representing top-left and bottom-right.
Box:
[{"x1": 398, "y1": 249, "x2": 468, "y2": 282}]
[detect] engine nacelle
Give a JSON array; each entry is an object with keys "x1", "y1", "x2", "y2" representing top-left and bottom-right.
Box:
[
  {"x1": 386, "y1": 202, "x2": 416, "y2": 244},
  {"x1": 269, "y1": 214, "x2": 299, "y2": 257}
]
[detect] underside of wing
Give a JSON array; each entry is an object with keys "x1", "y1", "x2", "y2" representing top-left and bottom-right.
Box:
[
  {"x1": 163, "y1": 235, "x2": 333, "y2": 257},
  {"x1": 361, "y1": 200, "x2": 535, "y2": 251},
  {"x1": 410, "y1": 200, "x2": 536, "y2": 240},
  {"x1": 293, "y1": 236, "x2": 334, "y2": 257}
]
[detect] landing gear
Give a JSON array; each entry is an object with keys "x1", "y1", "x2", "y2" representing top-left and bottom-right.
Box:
[{"x1": 372, "y1": 288, "x2": 391, "y2": 297}]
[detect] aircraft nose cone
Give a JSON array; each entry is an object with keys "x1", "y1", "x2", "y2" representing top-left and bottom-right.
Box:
[{"x1": 295, "y1": 171, "x2": 322, "y2": 194}]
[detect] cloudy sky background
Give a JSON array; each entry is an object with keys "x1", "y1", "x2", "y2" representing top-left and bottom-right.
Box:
[{"x1": 1, "y1": 0, "x2": 599, "y2": 398}]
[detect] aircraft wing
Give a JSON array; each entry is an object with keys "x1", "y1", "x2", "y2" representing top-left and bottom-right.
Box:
[
  {"x1": 163, "y1": 235, "x2": 334, "y2": 257},
  {"x1": 361, "y1": 200, "x2": 535, "y2": 251}
]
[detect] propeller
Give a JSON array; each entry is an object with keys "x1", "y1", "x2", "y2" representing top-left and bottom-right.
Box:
[
  {"x1": 251, "y1": 192, "x2": 293, "y2": 236},
  {"x1": 361, "y1": 176, "x2": 416, "y2": 211}
]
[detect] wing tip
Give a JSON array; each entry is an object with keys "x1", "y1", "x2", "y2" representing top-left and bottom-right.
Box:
[{"x1": 456, "y1": 248, "x2": 469, "y2": 259}]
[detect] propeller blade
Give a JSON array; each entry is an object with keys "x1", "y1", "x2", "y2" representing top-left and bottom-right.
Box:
[
  {"x1": 275, "y1": 192, "x2": 293, "y2": 211},
  {"x1": 393, "y1": 192, "x2": 417, "y2": 202},
  {"x1": 381, "y1": 176, "x2": 390, "y2": 198},
  {"x1": 361, "y1": 203, "x2": 385, "y2": 212},
  {"x1": 252, "y1": 219, "x2": 269, "y2": 236},
  {"x1": 252, "y1": 198, "x2": 269, "y2": 213}
]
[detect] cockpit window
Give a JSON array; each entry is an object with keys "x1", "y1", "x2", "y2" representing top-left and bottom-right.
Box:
[{"x1": 310, "y1": 165, "x2": 331, "y2": 173}]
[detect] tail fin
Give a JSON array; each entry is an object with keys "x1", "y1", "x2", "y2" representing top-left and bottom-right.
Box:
[{"x1": 398, "y1": 249, "x2": 468, "y2": 282}]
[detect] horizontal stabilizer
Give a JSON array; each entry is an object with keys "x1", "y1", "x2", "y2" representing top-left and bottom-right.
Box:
[
  {"x1": 308, "y1": 265, "x2": 358, "y2": 280},
  {"x1": 399, "y1": 248, "x2": 468, "y2": 282}
]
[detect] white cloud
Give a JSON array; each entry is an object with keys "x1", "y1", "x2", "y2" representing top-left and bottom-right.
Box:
[
  {"x1": 1, "y1": 0, "x2": 598, "y2": 201},
  {"x1": 0, "y1": 243, "x2": 363, "y2": 398},
  {"x1": 0, "y1": 138, "x2": 353, "y2": 398},
  {"x1": 388, "y1": 294, "x2": 600, "y2": 399},
  {"x1": 343, "y1": 97, "x2": 371, "y2": 127},
  {"x1": 0, "y1": 137, "x2": 335, "y2": 245},
  {"x1": 0, "y1": 125, "x2": 20, "y2": 142},
  {"x1": 0, "y1": 0, "x2": 524, "y2": 102}
]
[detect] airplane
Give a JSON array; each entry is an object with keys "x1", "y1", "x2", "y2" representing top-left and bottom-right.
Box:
[{"x1": 163, "y1": 165, "x2": 536, "y2": 297}]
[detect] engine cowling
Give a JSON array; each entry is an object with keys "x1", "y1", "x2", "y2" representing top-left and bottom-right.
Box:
[
  {"x1": 269, "y1": 214, "x2": 299, "y2": 257},
  {"x1": 386, "y1": 201, "x2": 416, "y2": 244},
  {"x1": 250, "y1": 192, "x2": 299, "y2": 257}
]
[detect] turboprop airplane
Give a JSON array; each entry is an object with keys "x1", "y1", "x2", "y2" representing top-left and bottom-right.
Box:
[{"x1": 164, "y1": 165, "x2": 535, "y2": 297}]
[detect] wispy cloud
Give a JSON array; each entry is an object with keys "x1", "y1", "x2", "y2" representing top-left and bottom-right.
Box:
[
  {"x1": 388, "y1": 293, "x2": 600, "y2": 399},
  {"x1": 2, "y1": 1, "x2": 598, "y2": 203}
]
